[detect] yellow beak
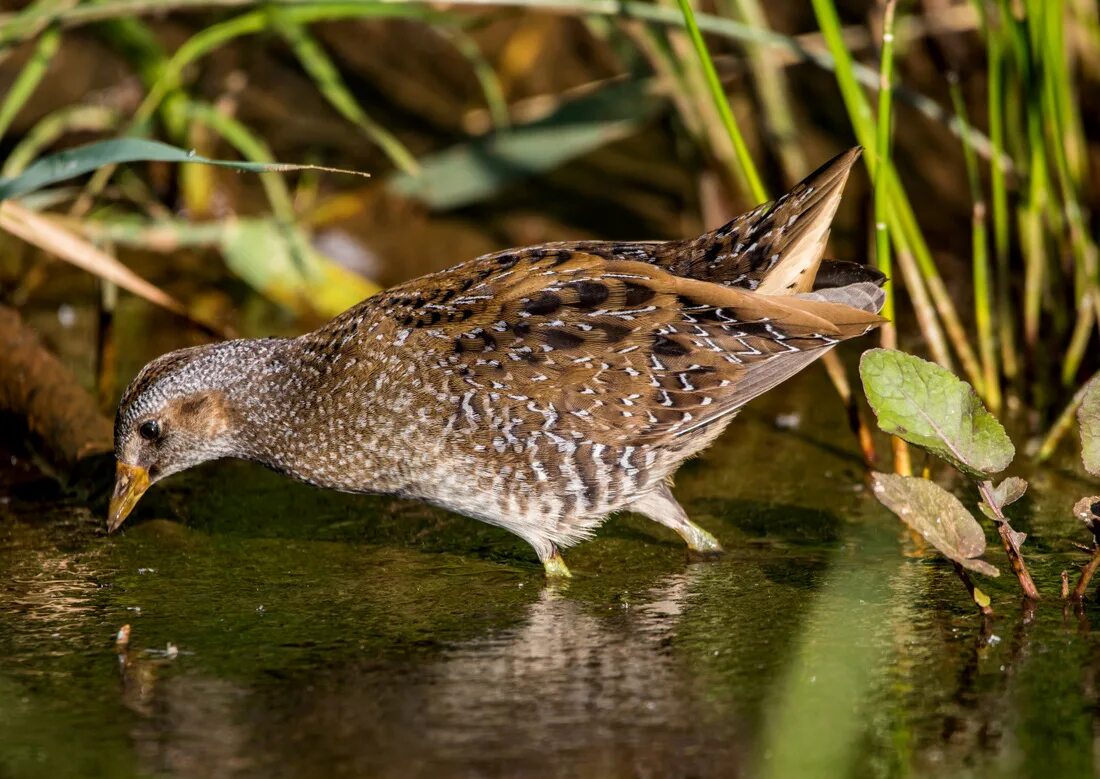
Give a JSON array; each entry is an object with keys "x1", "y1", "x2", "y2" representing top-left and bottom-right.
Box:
[{"x1": 107, "y1": 461, "x2": 150, "y2": 533}]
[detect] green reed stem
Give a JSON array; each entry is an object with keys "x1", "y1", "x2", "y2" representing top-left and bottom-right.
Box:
[
  {"x1": 949, "y1": 74, "x2": 1000, "y2": 413},
  {"x1": 672, "y1": 0, "x2": 766, "y2": 202},
  {"x1": 447, "y1": 26, "x2": 511, "y2": 131},
  {"x1": 873, "y1": 0, "x2": 897, "y2": 333},
  {"x1": 0, "y1": 23, "x2": 58, "y2": 144},
  {"x1": 981, "y1": 2, "x2": 1017, "y2": 382},
  {"x1": 1036, "y1": 368, "x2": 1100, "y2": 462},
  {"x1": 723, "y1": 0, "x2": 805, "y2": 180},
  {"x1": 1020, "y1": 117, "x2": 1048, "y2": 356},
  {"x1": 269, "y1": 9, "x2": 421, "y2": 175}
]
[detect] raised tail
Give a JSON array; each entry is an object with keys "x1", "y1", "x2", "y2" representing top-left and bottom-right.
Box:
[{"x1": 679, "y1": 147, "x2": 864, "y2": 293}]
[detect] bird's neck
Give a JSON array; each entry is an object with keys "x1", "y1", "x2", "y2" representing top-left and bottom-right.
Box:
[{"x1": 222, "y1": 336, "x2": 405, "y2": 492}]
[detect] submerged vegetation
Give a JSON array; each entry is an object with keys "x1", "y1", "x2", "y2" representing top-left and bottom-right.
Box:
[{"x1": 1, "y1": 2, "x2": 1100, "y2": 603}]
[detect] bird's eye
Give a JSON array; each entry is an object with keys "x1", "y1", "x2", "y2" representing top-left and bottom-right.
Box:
[{"x1": 139, "y1": 420, "x2": 161, "y2": 441}]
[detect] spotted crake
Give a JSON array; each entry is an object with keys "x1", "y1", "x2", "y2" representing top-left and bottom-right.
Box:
[{"x1": 109, "y1": 147, "x2": 885, "y2": 577}]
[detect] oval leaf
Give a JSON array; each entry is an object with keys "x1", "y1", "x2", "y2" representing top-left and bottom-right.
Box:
[
  {"x1": 1079, "y1": 376, "x2": 1100, "y2": 478},
  {"x1": 992, "y1": 476, "x2": 1028, "y2": 508},
  {"x1": 860, "y1": 349, "x2": 1014, "y2": 478},
  {"x1": 1073, "y1": 496, "x2": 1100, "y2": 530},
  {"x1": 0, "y1": 138, "x2": 367, "y2": 201},
  {"x1": 872, "y1": 472, "x2": 999, "y2": 577}
]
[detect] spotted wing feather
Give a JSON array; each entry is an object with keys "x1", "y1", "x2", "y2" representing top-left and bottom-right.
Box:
[{"x1": 391, "y1": 250, "x2": 882, "y2": 449}]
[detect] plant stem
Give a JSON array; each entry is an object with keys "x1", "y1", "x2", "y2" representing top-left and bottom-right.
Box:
[
  {"x1": 1072, "y1": 550, "x2": 1100, "y2": 601},
  {"x1": 672, "y1": 0, "x2": 766, "y2": 202},
  {"x1": 0, "y1": 22, "x2": 59, "y2": 144},
  {"x1": 952, "y1": 561, "x2": 994, "y2": 616},
  {"x1": 978, "y1": 480, "x2": 1039, "y2": 600},
  {"x1": 874, "y1": 0, "x2": 897, "y2": 331},
  {"x1": 948, "y1": 73, "x2": 1001, "y2": 413},
  {"x1": 982, "y1": 2, "x2": 1018, "y2": 382},
  {"x1": 821, "y1": 351, "x2": 877, "y2": 470},
  {"x1": 1035, "y1": 368, "x2": 1099, "y2": 462}
]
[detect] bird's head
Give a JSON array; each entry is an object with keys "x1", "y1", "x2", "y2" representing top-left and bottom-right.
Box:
[{"x1": 109, "y1": 345, "x2": 242, "y2": 533}]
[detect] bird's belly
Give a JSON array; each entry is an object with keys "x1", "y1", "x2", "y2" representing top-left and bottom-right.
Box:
[{"x1": 394, "y1": 432, "x2": 677, "y2": 545}]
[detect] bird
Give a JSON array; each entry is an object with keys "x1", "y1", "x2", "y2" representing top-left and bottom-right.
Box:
[{"x1": 109, "y1": 147, "x2": 885, "y2": 577}]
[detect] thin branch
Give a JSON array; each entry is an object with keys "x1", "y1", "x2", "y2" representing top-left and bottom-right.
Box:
[{"x1": 978, "y1": 480, "x2": 1040, "y2": 600}]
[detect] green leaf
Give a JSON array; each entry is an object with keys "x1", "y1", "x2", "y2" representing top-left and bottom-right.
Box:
[
  {"x1": 872, "y1": 473, "x2": 999, "y2": 577},
  {"x1": 972, "y1": 586, "x2": 991, "y2": 608},
  {"x1": 860, "y1": 348, "x2": 1014, "y2": 478},
  {"x1": 0, "y1": 138, "x2": 367, "y2": 201},
  {"x1": 219, "y1": 218, "x2": 380, "y2": 317},
  {"x1": 388, "y1": 79, "x2": 659, "y2": 210},
  {"x1": 992, "y1": 476, "x2": 1028, "y2": 509},
  {"x1": 1079, "y1": 376, "x2": 1100, "y2": 478}
]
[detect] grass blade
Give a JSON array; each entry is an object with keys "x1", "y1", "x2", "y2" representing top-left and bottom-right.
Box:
[
  {"x1": 671, "y1": 0, "x2": 766, "y2": 202},
  {"x1": 0, "y1": 138, "x2": 368, "y2": 200},
  {"x1": 389, "y1": 77, "x2": 659, "y2": 209},
  {"x1": 0, "y1": 24, "x2": 59, "y2": 144},
  {"x1": 873, "y1": 0, "x2": 897, "y2": 338},
  {"x1": 269, "y1": 10, "x2": 421, "y2": 175},
  {"x1": 0, "y1": 105, "x2": 121, "y2": 177},
  {"x1": 0, "y1": 200, "x2": 225, "y2": 335},
  {"x1": 948, "y1": 74, "x2": 1000, "y2": 412}
]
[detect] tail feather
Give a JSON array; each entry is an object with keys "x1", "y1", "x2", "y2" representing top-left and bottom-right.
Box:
[
  {"x1": 812, "y1": 260, "x2": 887, "y2": 291},
  {"x1": 797, "y1": 281, "x2": 887, "y2": 316},
  {"x1": 682, "y1": 147, "x2": 863, "y2": 292}
]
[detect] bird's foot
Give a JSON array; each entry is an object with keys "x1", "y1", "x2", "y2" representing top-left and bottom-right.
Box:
[
  {"x1": 679, "y1": 523, "x2": 725, "y2": 560},
  {"x1": 541, "y1": 548, "x2": 573, "y2": 579}
]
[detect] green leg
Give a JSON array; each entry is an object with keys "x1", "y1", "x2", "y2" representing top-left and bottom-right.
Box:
[
  {"x1": 632, "y1": 484, "x2": 725, "y2": 557},
  {"x1": 541, "y1": 547, "x2": 573, "y2": 578},
  {"x1": 675, "y1": 521, "x2": 724, "y2": 555}
]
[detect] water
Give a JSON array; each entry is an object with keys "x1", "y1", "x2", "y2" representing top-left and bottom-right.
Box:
[{"x1": 3, "y1": 361, "x2": 1099, "y2": 779}]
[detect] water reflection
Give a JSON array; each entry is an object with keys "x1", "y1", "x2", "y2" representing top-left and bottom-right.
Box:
[
  {"x1": 6, "y1": 439, "x2": 1100, "y2": 776},
  {"x1": 119, "y1": 566, "x2": 748, "y2": 778}
]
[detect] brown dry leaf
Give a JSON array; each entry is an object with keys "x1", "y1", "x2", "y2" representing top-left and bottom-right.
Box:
[
  {"x1": 872, "y1": 472, "x2": 999, "y2": 577},
  {"x1": 1080, "y1": 377, "x2": 1100, "y2": 478},
  {"x1": 0, "y1": 200, "x2": 226, "y2": 336},
  {"x1": 1073, "y1": 496, "x2": 1100, "y2": 527}
]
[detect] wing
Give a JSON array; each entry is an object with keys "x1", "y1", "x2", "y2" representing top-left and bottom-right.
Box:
[{"x1": 376, "y1": 248, "x2": 882, "y2": 449}]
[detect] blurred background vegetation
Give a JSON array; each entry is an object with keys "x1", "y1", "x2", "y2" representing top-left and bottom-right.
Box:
[{"x1": 0, "y1": 0, "x2": 1097, "y2": 451}]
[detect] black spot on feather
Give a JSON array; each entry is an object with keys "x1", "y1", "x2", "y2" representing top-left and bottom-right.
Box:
[
  {"x1": 653, "y1": 335, "x2": 690, "y2": 357},
  {"x1": 624, "y1": 282, "x2": 656, "y2": 307},
  {"x1": 595, "y1": 322, "x2": 632, "y2": 342},
  {"x1": 570, "y1": 281, "x2": 610, "y2": 308},
  {"x1": 524, "y1": 292, "x2": 561, "y2": 316},
  {"x1": 544, "y1": 329, "x2": 583, "y2": 349}
]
